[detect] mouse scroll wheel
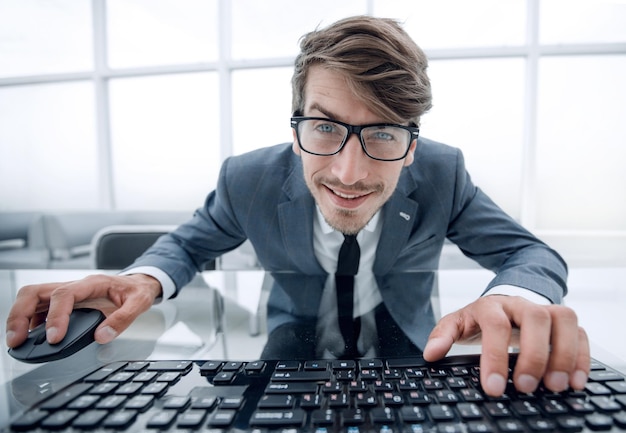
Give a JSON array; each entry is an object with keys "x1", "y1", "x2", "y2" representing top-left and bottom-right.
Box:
[{"x1": 34, "y1": 331, "x2": 48, "y2": 345}]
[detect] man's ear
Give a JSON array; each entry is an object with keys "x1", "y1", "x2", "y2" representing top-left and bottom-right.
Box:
[
  {"x1": 403, "y1": 139, "x2": 418, "y2": 167},
  {"x1": 292, "y1": 129, "x2": 301, "y2": 156}
]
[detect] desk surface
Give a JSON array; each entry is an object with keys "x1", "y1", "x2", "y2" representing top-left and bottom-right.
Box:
[{"x1": 1, "y1": 267, "x2": 625, "y2": 426}]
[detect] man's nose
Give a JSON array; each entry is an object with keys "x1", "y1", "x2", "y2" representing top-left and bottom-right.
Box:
[{"x1": 331, "y1": 134, "x2": 369, "y2": 185}]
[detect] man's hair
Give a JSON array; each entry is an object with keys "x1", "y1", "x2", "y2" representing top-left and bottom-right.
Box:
[{"x1": 292, "y1": 15, "x2": 432, "y2": 125}]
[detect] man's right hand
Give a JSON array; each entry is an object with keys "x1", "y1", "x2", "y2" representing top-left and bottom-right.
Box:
[{"x1": 5, "y1": 273, "x2": 163, "y2": 348}]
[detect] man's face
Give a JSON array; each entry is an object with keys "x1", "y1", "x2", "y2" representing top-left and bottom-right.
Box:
[{"x1": 292, "y1": 65, "x2": 417, "y2": 235}]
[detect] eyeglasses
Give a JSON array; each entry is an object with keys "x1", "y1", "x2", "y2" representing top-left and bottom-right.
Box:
[{"x1": 291, "y1": 116, "x2": 419, "y2": 162}]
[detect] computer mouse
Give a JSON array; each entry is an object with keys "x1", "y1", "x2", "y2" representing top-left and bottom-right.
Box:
[{"x1": 8, "y1": 308, "x2": 106, "y2": 364}]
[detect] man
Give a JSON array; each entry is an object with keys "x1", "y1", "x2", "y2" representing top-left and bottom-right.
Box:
[{"x1": 6, "y1": 16, "x2": 589, "y2": 397}]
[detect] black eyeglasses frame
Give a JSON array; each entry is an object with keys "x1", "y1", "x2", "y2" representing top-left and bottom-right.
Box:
[{"x1": 290, "y1": 116, "x2": 420, "y2": 162}]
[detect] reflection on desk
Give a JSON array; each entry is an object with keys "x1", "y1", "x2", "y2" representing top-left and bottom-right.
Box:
[{"x1": 1, "y1": 267, "x2": 625, "y2": 427}]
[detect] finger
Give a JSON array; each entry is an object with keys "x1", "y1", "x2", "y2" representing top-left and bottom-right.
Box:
[
  {"x1": 92, "y1": 292, "x2": 152, "y2": 344},
  {"x1": 474, "y1": 297, "x2": 515, "y2": 397},
  {"x1": 570, "y1": 327, "x2": 590, "y2": 390},
  {"x1": 91, "y1": 274, "x2": 162, "y2": 344},
  {"x1": 509, "y1": 304, "x2": 552, "y2": 393},
  {"x1": 44, "y1": 277, "x2": 108, "y2": 344},
  {"x1": 542, "y1": 305, "x2": 581, "y2": 392},
  {"x1": 5, "y1": 282, "x2": 62, "y2": 348},
  {"x1": 423, "y1": 313, "x2": 462, "y2": 361}
]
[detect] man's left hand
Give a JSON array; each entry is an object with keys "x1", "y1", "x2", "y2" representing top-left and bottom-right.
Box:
[{"x1": 423, "y1": 295, "x2": 590, "y2": 397}]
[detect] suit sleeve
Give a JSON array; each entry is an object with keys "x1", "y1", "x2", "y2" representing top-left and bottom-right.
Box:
[{"x1": 444, "y1": 150, "x2": 568, "y2": 304}]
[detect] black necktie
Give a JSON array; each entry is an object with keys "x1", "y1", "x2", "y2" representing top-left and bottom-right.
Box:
[{"x1": 335, "y1": 234, "x2": 361, "y2": 358}]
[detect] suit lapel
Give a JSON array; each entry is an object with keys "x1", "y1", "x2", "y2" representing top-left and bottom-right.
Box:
[
  {"x1": 277, "y1": 161, "x2": 325, "y2": 274},
  {"x1": 374, "y1": 169, "x2": 419, "y2": 275}
]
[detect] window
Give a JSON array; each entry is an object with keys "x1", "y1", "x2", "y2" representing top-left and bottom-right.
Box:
[{"x1": 0, "y1": 0, "x2": 625, "y2": 264}]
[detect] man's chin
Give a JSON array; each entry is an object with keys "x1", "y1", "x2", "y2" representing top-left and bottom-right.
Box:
[{"x1": 323, "y1": 208, "x2": 369, "y2": 235}]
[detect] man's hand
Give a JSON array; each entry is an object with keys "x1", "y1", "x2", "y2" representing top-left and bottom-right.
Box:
[
  {"x1": 423, "y1": 295, "x2": 590, "y2": 397},
  {"x1": 5, "y1": 273, "x2": 162, "y2": 348}
]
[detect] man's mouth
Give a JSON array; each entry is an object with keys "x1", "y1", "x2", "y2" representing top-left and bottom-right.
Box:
[
  {"x1": 331, "y1": 188, "x2": 368, "y2": 200},
  {"x1": 323, "y1": 184, "x2": 373, "y2": 209}
]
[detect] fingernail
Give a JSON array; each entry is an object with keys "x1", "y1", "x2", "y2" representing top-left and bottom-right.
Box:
[
  {"x1": 485, "y1": 373, "x2": 507, "y2": 396},
  {"x1": 46, "y1": 327, "x2": 59, "y2": 343},
  {"x1": 571, "y1": 370, "x2": 588, "y2": 390},
  {"x1": 517, "y1": 374, "x2": 539, "y2": 393},
  {"x1": 546, "y1": 371, "x2": 569, "y2": 392},
  {"x1": 6, "y1": 330, "x2": 16, "y2": 346},
  {"x1": 95, "y1": 326, "x2": 117, "y2": 344}
]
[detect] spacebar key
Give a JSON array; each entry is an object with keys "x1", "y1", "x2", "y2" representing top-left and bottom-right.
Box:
[{"x1": 250, "y1": 409, "x2": 306, "y2": 427}]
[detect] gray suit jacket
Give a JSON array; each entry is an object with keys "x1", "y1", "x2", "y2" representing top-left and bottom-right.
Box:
[{"x1": 131, "y1": 138, "x2": 567, "y2": 349}]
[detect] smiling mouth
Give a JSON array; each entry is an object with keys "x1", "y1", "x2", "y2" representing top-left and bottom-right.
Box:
[{"x1": 330, "y1": 188, "x2": 369, "y2": 200}]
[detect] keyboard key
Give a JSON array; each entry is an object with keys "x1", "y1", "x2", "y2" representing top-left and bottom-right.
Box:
[
  {"x1": 222, "y1": 361, "x2": 244, "y2": 371},
  {"x1": 199, "y1": 360, "x2": 222, "y2": 374},
  {"x1": 607, "y1": 381, "x2": 626, "y2": 394},
  {"x1": 147, "y1": 360, "x2": 193, "y2": 372},
  {"x1": 300, "y1": 393, "x2": 323, "y2": 409},
  {"x1": 311, "y1": 408, "x2": 335, "y2": 426},
  {"x1": 208, "y1": 409, "x2": 237, "y2": 426},
  {"x1": 10, "y1": 410, "x2": 47, "y2": 430},
  {"x1": 585, "y1": 412, "x2": 614, "y2": 430},
  {"x1": 590, "y1": 395, "x2": 621, "y2": 412},
  {"x1": 496, "y1": 419, "x2": 525, "y2": 432},
  {"x1": 525, "y1": 418, "x2": 557, "y2": 431},
  {"x1": 266, "y1": 381, "x2": 317, "y2": 394},
  {"x1": 177, "y1": 409, "x2": 208, "y2": 428},
  {"x1": 341, "y1": 408, "x2": 366, "y2": 425},
  {"x1": 71, "y1": 409, "x2": 108, "y2": 429},
  {"x1": 95, "y1": 395, "x2": 127, "y2": 410},
  {"x1": 146, "y1": 409, "x2": 178, "y2": 429},
  {"x1": 67, "y1": 394, "x2": 99, "y2": 409},
  {"x1": 428, "y1": 404, "x2": 455, "y2": 421},
  {"x1": 273, "y1": 370, "x2": 332, "y2": 382},
  {"x1": 162, "y1": 395, "x2": 191, "y2": 411},
  {"x1": 370, "y1": 407, "x2": 395, "y2": 424},
  {"x1": 83, "y1": 362, "x2": 127, "y2": 382},
  {"x1": 457, "y1": 402, "x2": 483, "y2": 420},
  {"x1": 40, "y1": 410, "x2": 79, "y2": 429},
  {"x1": 244, "y1": 360, "x2": 266, "y2": 373},
  {"x1": 304, "y1": 360, "x2": 329, "y2": 370},
  {"x1": 250, "y1": 409, "x2": 306, "y2": 427},
  {"x1": 102, "y1": 410, "x2": 137, "y2": 429},
  {"x1": 276, "y1": 360, "x2": 301, "y2": 370},
  {"x1": 258, "y1": 394, "x2": 294, "y2": 409},
  {"x1": 125, "y1": 394, "x2": 154, "y2": 412},
  {"x1": 400, "y1": 405, "x2": 426, "y2": 422},
  {"x1": 39, "y1": 383, "x2": 92, "y2": 410},
  {"x1": 589, "y1": 369, "x2": 624, "y2": 382},
  {"x1": 220, "y1": 396, "x2": 245, "y2": 409},
  {"x1": 191, "y1": 395, "x2": 217, "y2": 410}
]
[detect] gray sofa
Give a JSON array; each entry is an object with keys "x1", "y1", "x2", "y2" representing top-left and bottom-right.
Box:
[
  {"x1": 0, "y1": 212, "x2": 49, "y2": 269},
  {"x1": 0, "y1": 211, "x2": 192, "y2": 269}
]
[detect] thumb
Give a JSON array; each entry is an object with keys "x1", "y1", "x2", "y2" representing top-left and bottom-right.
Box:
[{"x1": 423, "y1": 314, "x2": 461, "y2": 361}]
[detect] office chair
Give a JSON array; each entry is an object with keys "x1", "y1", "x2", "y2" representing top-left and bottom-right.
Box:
[{"x1": 91, "y1": 224, "x2": 215, "y2": 270}]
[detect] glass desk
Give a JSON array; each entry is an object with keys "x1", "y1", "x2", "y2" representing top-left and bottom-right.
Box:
[{"x1": 1, "y1": 267, "x2": 625, "y2": 429}]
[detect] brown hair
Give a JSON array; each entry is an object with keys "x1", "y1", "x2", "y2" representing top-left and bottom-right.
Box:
[{"x1": 292, "y1": 15, "x2": 432, "y2": 125}]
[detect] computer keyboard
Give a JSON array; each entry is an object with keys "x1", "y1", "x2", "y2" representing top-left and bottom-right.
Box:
[{"x1": 7, "y1": 354, "x2": 626, "y2": 432}]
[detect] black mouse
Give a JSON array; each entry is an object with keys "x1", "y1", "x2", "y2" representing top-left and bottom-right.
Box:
[{"x1": 8, "y1": 308, "x2": 106, "y2": 363}]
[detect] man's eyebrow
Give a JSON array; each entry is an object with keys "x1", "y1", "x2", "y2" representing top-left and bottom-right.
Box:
[{"x1": 308, "y1": 103, "x2": 340, "y2": 120}]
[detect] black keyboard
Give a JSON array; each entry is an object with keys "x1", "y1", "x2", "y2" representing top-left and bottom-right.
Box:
[{"x1": 7, "y1": 354, "x2": 626, "y2": 432}]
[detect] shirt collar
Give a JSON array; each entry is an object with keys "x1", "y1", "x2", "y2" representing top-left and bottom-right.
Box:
[{"x1": 315, "y1": 206, "x2": 381, "y2": 235}]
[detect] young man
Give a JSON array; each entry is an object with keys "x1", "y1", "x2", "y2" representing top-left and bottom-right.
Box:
[{"x1": 6, "y1": 16, "x2": 589, "y2": 397}]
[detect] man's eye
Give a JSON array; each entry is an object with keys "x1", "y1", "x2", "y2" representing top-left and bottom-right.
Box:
[{"x1": 315, "y1": 123, "x2": 335, "y2": 133}]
